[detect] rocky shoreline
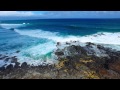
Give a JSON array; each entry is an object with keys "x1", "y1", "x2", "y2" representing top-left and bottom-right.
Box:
[{"x1": 1, "y1": 41, "x2": 120, "y2": 79}]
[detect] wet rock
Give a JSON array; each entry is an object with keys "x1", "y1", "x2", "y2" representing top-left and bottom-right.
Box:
[
  {"x1": 66, "y1": 42, "x2": 70, "y2": 45},
  {"x1": 11, "y1": 56, "x2": 17, "y2": 63},
  {"x1": 64, "y1": 45, "x2": 86, "y2": 57},
  {"x1": 73, "y1": 41, "x2": 77, "y2": 43},
  {"x1": 0, "y1": 56, "x2": 8, "y2": 60},
  {"x1": 12, "y1": 56, "x2": 17, "y2": 58},
  {"x1": 4, "y1": 58, "x2": 10, "y2": 62},
  {"x1": 86, "y1": 42, "x2": 95, "y2": 46},
  {"x1": 16, "y1": 50, "x2": 20, "y2": 53},
  {"x1": 97, "y1": 45, "x2": 104, "y2": 50},
  {"x1": 6, "y1": 64, "x2": 13, "y2": 70},
  {"x1": 57, "y1": 42, "x2": 60, "y2": 45},
  {"x1": 55, "y1": 51, "x2": 64, "y2": 56},
  {"x1": 1, "y1": 41, "x2": 120, "y2": 79},
  {"x1": 21, "y1": 62, "x2": 28, "y2": 68},
  {"x1": 0, "y1": 66, "x2": 5, "y2": 71},
  {"x1": 14, "y1": 62, "x2": 20, "y2": 68},
  {"x1": 54, "y1": 41, "x2": 120, "y2": 78}
]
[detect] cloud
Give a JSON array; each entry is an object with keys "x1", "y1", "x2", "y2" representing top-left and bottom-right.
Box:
[
  {"x1": 0, "y1": 11, "x2": 34, "y2": 17},
  {"x1": 42, "y1": 11, "x2": 120, "y2": 18},
  {"x1": 0, "y1": 11, "x2": 120, "y2": 20}
]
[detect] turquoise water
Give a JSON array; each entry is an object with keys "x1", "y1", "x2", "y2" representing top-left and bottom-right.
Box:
[{"x1": 1, "y1": 19, "x2": 120, "y2": 65}]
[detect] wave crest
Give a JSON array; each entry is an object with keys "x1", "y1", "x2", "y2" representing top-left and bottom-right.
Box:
[
  {"x1": 0, "y1": 24, "x2": 24, "y2": 29},
  {"x1": 15, "y1": 29, "x2": 120, "y2": 45}
]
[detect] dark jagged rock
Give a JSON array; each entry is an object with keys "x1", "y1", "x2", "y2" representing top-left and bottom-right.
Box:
[
  {"x1": 64, "y1": 45, "x2": 87, "y2": 57},
  {"x1": 6, "y1": 64, "x2": 13, "y2": 70},
  {"x1": 11, "y1": 56, "x2": 17, "y2": 63},
  {"x1": 53, "y1": 41, "x2": 120, "y2": 79},
  {"x1": 0, "y1": 66, "x2": 5, "y2": 71},
  {"x1": 16, "y1": 50, "x2": 20, "y2": 53},
  {"x1": 4, "y1": 58, "x2": 10, "y2": 62},
  {"x1": 0, "y1": 56, "x2": 8, "y2": 60},
  {"x1": 21, "y1": 62, "x2": 28, "y2": 68},
  {"x1": 55, "y1": 51, "x2": 64, "y2": 56},
  {"x1": 66, "y1": 42, "x2": 70, "y2": 45},
  {"x1": 14, "y1": 62, "x2": 20, "y2": 68},
  {"x1": 57, "y1": 42, "x2": 60, "y2": 45},
  {"x1": 86, "y1": 42, "x2": 95, "y2": 46},
  {"x1": 97, "y1": 45, "x2": 105, "y2": 50},
  {"x1": 1, "y1": 41, "x2": 120, "y2": 79}
]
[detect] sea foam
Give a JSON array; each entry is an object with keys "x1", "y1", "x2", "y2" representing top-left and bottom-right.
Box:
[
  {"x1": 79, "y1": 32, "x2": 120, "y2": 45},
  {"x1": 1, "y1": 20, "x2": 120, "y2": 67},
  {"x1": 0, "y1": 23, "x2": 24, "y2": 29},
  {"x1": 2, "y1": 28, "x2": 120, "y2": 67},
  {"x1": 15, "y1": 29, "x2": 120, "y2": 45}
]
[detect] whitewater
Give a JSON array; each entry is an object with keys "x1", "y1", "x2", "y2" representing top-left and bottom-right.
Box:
[{"x1": 1, "y1": 19, "x2": 120, "y2": 67}]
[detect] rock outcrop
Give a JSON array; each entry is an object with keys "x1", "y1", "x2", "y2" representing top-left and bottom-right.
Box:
[
  {"x1": 54, "y1": 41, "x2": 120, "y2": 79},
  {"x1": 1, "y1": 41, "x2": 120, "y2": 79}
]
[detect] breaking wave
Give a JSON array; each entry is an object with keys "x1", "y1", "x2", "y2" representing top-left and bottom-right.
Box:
[
  {"x1": 0, "y1": 23, "x2": 25, "y2": 29},
  {"x1": 15, "y1": 29, "x2": 120, "y2": 45}
]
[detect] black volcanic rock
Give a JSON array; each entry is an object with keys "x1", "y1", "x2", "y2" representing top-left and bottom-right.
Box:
[
  {"x1": 4, "y1": 58, "x2": 10, "y2": 62},
  {"x1": 97, "y1": 45, "x2": 105, "y2": 50},
  {"x1": 0, "y1": 66, "x2": 5, "y2": 71},
  {"x1": 53, "y1": 41, "x2": 120, "y2": 78},
  {"x1": 55, "y1": 51, "x2": 64, "y2": 56},
  {"x1": 14, "y1": 62, "x2": 20, "y2": 68},
  {"x1": 1, "y1": 41, "x2": 120, "y2": 79},
  {"x1": 21, "y1": 62, "x2": 28, "y2": 68},
  {"x1": 6, "y1": 64, "x2": 13, "y2": 70},
  {"x1": 11, "y1": 56, "x2": 17, "y2": 63},
  {"x1": 86, "y1": 42, "x2": 95, "y2": 46}
]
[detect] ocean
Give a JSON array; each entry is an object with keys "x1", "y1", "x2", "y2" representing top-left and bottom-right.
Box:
[{"x1": 1, "y1": 19, "x2": 120, "y2": 66}]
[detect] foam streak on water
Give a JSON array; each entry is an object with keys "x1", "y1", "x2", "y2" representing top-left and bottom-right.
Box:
[
  {"x1": 0, "y1": 24, "x2": 24, "y2": 29},
  {"x1": 15, "y1": 29, "x2": 120, "y2": 45}
]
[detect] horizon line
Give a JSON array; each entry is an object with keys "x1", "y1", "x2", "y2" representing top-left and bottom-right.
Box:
[{"x1": 1, "y1": 18, "x2": 120, "y2": 21}]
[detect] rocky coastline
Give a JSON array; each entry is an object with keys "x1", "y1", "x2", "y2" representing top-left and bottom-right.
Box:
[{"x1": 1, "y1": 41, "x2": 120, "y2": 79}]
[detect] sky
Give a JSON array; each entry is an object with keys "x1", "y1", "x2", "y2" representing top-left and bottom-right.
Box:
[{"x1": 0, "y1": 11, "x2": 120, "y2": 20}]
